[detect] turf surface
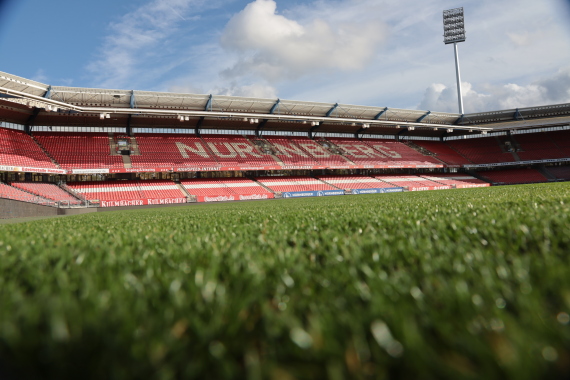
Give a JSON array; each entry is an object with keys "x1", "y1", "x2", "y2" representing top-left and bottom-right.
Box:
[{"x1": 1, "y1": 183, "x2": 569, "y2": 379}]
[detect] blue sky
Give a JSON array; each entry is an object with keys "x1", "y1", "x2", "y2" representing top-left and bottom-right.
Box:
[{"x1": 1, "y1": 0, "x2": 570, "y2": 113}]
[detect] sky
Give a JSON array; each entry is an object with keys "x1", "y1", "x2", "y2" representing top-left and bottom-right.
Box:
[{"x1": 1, "y1": 0, "x2": 570, "y2": 114}]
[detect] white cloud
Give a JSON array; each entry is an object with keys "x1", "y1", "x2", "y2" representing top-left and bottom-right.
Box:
[
  {"x1": 220, "y1": 0, "x2": 387, "y2": 82},
  {"x1": 418, "y1": 66, "x2": 570, "y2": 113},
  {"x1": 87, "y1": 0, "x2": 206, "y2": 89}
]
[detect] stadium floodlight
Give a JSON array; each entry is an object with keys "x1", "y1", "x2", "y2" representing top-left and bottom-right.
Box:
[
  {"x1": 243, "y1": 118, "x2": 248, "y2": 122},
  {"x1": 443, "y1": 7, "x2": 466, "y2": 115},
  {"x1": 100, "y1": 113, "x2": 105, "y2": 120},
  {"x1": 433, "y1": 127, "x2": 438, "y2": 131},
  {"x1": 106, "y1": 113, "x2": 111, "y2": 119},
  {"x1": 185, "y1": 116, "x2": 189, "y2": 121},
  {"x1": 408, "y1": 126, "x2": 415, "y2": 131},
  {"x1": 481, "y1": 130, "x2": 487, "y2": 135},
  {"x1": 447, "y1": 128, "x2": 454, "y2": 133}
]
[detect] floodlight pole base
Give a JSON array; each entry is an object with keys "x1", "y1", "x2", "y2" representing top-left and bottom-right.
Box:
[{"x1": 454, "y1": 42, "x2": 465, "y2": 115}]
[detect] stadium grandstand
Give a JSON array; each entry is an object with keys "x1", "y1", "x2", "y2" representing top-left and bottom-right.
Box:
[{"x1": 1, "y1": 70, "x2": 570, "y2": 214}]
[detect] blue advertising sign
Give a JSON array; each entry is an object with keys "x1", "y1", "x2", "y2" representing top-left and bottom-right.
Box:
[
  {"x1": 282, "y1": 191, "x2": 319, "y2": 198},
  {"x1": 352, "y1": 187, "x2": 403, "y2": 195},
  {"x1": 317, "y1": 190, "x2": 345, "y2": 197},
  {"x1": 282, "y1": 190, "x2": 346, "y2": 198}
]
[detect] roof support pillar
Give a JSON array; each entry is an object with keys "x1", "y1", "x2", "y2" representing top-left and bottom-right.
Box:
[
  {"x1": 395, "y1": 128, "x2": 408, "y2": 142},
  {"x1": 454, "y1": 114, "x2": 465, "y2": 125},
  {"x1": 374, "y1": 107, "x2": 388, "y2": 120},
  {"x1": 416, "y1": 111, "x2": 431, "y2": 123},
  {"x1": 24, "y1": 107, "x2": 41, "y2": 135},
  {"x1": 308, "y1": 123, "x2": 321, "y2": 139},
  {"x1": 130, "y1": 90, "x2": 136, "y2": 109},
  {"x1": 255, "y1": 119, "x2": 269, "y2": 137},
  {"x1": 205, "y1": 94, "x2": 213, "y2": 111},
  {"x1": 126, "y1": 115, "x2": 133, "y2": 136},
  {"x1": 43, "y1": 85, "x2": 52, "y2": 99},
  {"x1": 269, "y1": 99, "x2": 280, "y2": 114},
  {"x1": 195, "y1": 117, "x2": 204, "y2": 137},
  {"x1": 354, "y1": 127, "x2": 365, "y2": 139},
  {"x1": 326, "y1": 103, "x2": 339, "y2": 117}
]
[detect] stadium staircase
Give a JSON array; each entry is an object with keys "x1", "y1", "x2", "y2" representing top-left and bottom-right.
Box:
[
  {"x1": 403, "y1": 141, "x2": 449, "y2": 166},
  {"x1": 316, "y1": 137, "x2": 357, "y2": 165},
  {"x1": 442, "y1": 143, "x2": 474, "y2": 165},
  {"x1": 174, "y1": 180, "x2": 195, "y2": 201},
  {"x1": 60, "y1": 182, "x2": 89, "y2": 203},
  {"x1": 121, "y1": 155, "x2": 132, "y2": 168},
  {"x1": 495, "y1": 136, "x2": 521, "y2": 161},
  {"x1": 129, "y1": 136, "x2": 141, "y2": 155},
  {"x1": 314, "y1": 176, "x2": 343, "y2": 190},
  {"x1": 108, "y1": 133, "x2": 120, "y2": 156},
  {"x1": 536, "y1": 165, "x2": 557, "y2": 181},
  {"x1": 244, "y1": 136, "x2": 284, "y2": 167},
  {"x1": 250, "y1": 178, "x2": 277, "y2": 194},
  {"x1": 30, "y1": 135, "x2": 62, "y2": 169}
]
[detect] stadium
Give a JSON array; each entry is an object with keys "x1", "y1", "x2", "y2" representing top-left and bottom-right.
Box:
[
  {"x1": 1, "y1": 1, "x2": 570, "y2": 379},
  {"x1": 1, "y1": 69, "x2": 569, "y2": 215}
]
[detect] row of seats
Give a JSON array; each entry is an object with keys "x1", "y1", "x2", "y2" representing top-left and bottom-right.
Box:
[
  {"x1": 255, "y1": 176, "x2": 337, "y2": 192},
  {"x1": 477, "y1": 168, "x2": 548, "y2": 184},
  {"x1": 546, "y1": 165, "x2": 570, "y2": 180},
  {"x1": 0, "y1": 128, "x2": 58, "y2": 169},
  {"x1": 11, "y1": 182, "x2": 82, "y2": 204},
  {"x1": 373, "y1": 175, "x2": 448, "y2": 189},
  {"x1": 1, "y1": 128, "x2": 569, "y2": 171},
  {"x1": 34, "y1": 132, "x2": 124, "y2": 170},
  {"x1": 67, "y1": 180, "x2": 186, "y2": 201},
  {"x1": 0, "y1": 182, "x2": 53, "y2": 204},
  {"x1": 315, "y1": 175, "x2": 389, "y2": 189},
  {"x1": 181, "y1": 178, "x2": 273, "y2": 197},
  {"x1": 419, "y1": 174, "x2": 489, "y2": 188}
]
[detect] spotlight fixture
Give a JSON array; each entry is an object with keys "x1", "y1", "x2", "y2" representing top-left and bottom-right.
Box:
[
  {"x1": 433, "y1": 127, "x2": 438, "y2": 131},
  {"x1": 106, "y1": 113, "x2": 111, "y2": 119},
  {"x1": 185, "y1": 116, "x2": 189, "y2": 121},
  {"x1": 100, "y1": 113, "x2": 106, "y2": 120},
  {"x1": 481, "y1": 130, "x2": 488, "y2": 135},
  {"x1": 447, "y1": 128, "x2": 454, "y2": 133},
  {"x1": 443, "y1": 7, "x2": 467, "y2": 114},
  {"x1": 408, "y1": 126, "x2": 415, "y2": 131},
  {"x1": 243, "y1": 118, "x2": 248, "y2": 122}
]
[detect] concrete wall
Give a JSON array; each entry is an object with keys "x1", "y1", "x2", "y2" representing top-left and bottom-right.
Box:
[
  {"x1": 0, "y1": 199, "x2": 96, "y2": 219},
  {"x1": 0, "y1": 198, "x2": 59, "y2": 219}
]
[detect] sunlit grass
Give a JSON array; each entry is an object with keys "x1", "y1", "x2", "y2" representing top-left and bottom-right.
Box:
[{"x1": 1, "y1": 182, "x2": 569, "y2": 379}]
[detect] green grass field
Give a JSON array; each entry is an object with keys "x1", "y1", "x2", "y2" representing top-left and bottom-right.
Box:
[{"x1": 1, "y1": 183, "x2": 570, "y2": 380}]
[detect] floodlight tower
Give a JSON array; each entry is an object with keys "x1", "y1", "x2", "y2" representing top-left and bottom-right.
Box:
[{"x1": 443, "y1": 7, "x2": 466, "y2": 115}]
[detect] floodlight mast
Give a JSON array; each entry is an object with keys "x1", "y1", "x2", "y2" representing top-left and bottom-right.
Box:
[{"x1": 443, "y1": 7, "x2": 466, "y2": 115}]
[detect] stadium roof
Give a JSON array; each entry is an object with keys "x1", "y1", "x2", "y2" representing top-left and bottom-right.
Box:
[{"x1": 1, "y1": 71, "x2": 569, "y2": 137}]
